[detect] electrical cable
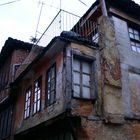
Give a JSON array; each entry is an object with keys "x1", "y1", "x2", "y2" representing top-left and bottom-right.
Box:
[
  {"x1": 0, "y1": 0, "x2": 21, "y2": 6},
  {"x1": 78, "y1": 0, "x2": 87, "y2": 6},
  {"x1": 35, "y1": 2, "x2": 44, "y2": 38}
]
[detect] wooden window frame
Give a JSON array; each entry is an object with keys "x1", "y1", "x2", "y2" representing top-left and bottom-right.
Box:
[
  {"x1": 72, "y1": 55, "x2": 95, "y2": 100},
  {"x1": 46, "y1": 64, "x2": 56, "y2": 106},
  {"x1": 33, "y1": 77, "x2": 42, "y2": 114},
  {"x1": 24, "y1": 87, "x2": 32, "y2": 119},
  {"x1": 128, "y1": 26, "x2": 140, "y2": 53}
]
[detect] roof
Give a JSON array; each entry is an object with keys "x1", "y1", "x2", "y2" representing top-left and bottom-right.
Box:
[
  {"x1": 0, "y1": 37, "x2": 33, "y2": 68},
  {"x1": 106, "y1": 0, "x2": 140, "y2": 20},
  {"x1": 11, "y1": 34, "x2": 98, "y2": 87},
  {"x1": 80, "y1": 0, "x2": 140, "y2": 21}
]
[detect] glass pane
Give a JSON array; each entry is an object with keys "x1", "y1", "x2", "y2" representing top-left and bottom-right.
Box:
[
  {"x1": 35, "y1": 82, "x2": 38, "y2": 87},
  {"x1": 83, "y1": 74, "x2": 90, "y2": 86},
  {"x1": 34, "y1": 94, "x2": 37, "y2": 102},
  {"x1": 73, "y1": 59, "x2": 80, "y2": 71},
  {"x1": 28, "y1": 99, "x2": 30, "y2": 106},
  {"x1": 134, "y1": 30, "x2": 138, "y2": 35},
  {"x1": 51, "y1": 68, "x2": 55, "y2": 78},
  {"x1": 135, "y1": 35, "x2": 140, "y2": 41},
  {"x1": 83, "y1": 87, "x2": 90, "y2": 98},
  {"x1": 50, "y1": 91, "x2": 55, "y2": 104},
  {"x1": 38, "y1": 90, "x2": 41, "y2": 99},
  {"x1": 35, "y1": 87, "x2": 38, "y2": 92},
  {"x1": 129, "y1": 33, "x2": 134, "y2": 39},
  {"x1": 25, "y1": 102, "x2": 27, "y2": 110},
  {"x1": 131, "y1": 46, "x2": 137, "y2": 52},
  {"x1": 73, "y1": 72, "x2": 80, "y2": 84},
  {"x1": 73, "y1": 85, "x2": 80, "y2": 97},
  {"x1": 33, "y1": 104, "x2": 36, "y2": 113},
  {"x1": 26, "y1": 94, "x2": 28, "y2": 101},
  {"x1": 48, "y1": 93, "x2": 50, "y2": 100},
  {"x1": 128, "y1": 28, "x2": 133, "y2": 33},
  {"x1": 51, "y1": 79, "x2": 55, "y2": 90},
  {"x1": 48, "y1": 75, "x2": 51, "y2": 82},
  {"x1": 27, "y1": 108, "x2": 29, "y2": 117},
  {"x1": 37, "y1": 100, "x2": 40, "y2": 111},
  {"x1": 137, "y1": 47, "x2": 140, "y2": 53},
  {"x1": 83, "y1": 61, "x2": 90, "y2": 73},
  {"x1": 131, "y1": 41, "x2": 135, "y2": 45}
]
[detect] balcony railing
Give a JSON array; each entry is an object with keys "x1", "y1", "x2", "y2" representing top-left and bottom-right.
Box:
[{"x1": 35, "y1": 9, "x2": 99, "y2": 47}]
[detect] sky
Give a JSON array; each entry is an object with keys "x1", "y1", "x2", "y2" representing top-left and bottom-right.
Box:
[{"x1": 0, "y1": 0, "x2": 140, "y2": 50}]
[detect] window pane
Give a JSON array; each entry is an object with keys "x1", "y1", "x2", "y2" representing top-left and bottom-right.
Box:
[
  {"x1": 131, "y1": 46, "x2": 137, "y2": 52},
  {"x1": 34, "y1": 104, "x2": 36, "y2": 113},
  {"x1": 73, "y1": 85, "x2": 80, "y2": 97},
  {"x1": 27, "y1": 108, "x2": 29, "y2": 117},
  {"x1": 137, "y1": 47, "x2": 140, "y2": 53},
  {"x1": 50, "y1": 91, "x2": 55, "y2": 104},
  {"x1": 83, "y1": 87, "x2": 90, "y2": 98},
  {"x1": 135, "y1": 35, "x2": 140, "y2": 41},
  {"x1": 34, "y1": 94, "x2": 37, "y2": 102},
  {"x1": 48, "y1": 93, "x2": 50, "y2": 100},
  {"x1": 37, "y1": 101, "x2": 40, "y2": 111},
  {"x1": 134, "y1": 30, "x2": 138, "y2": 35},
  {"x1": 128, "y1": 28, "x2": 133, "y2": 33},
  {"x1": 129, "y1": 33, "x2": 134, "y2": 39},
  {"x1": 83, "y1": 62, "x2": 90, "y2": 73},
  {"x1": 25, "y1": 102, "x2": 27, "y2": 110},
  {"x1": 51, "y1": 68, "x2": 55, "y2": 78},
  {"x1": 26, "y1": 94, "x2": 28, "y2": 101},
  {"x1": 28, "y1": 99, "x2": 30, "y2": 106},
  {"x1": 38, "y1": 90, "x2": 41, "y2": 99},
  {"x1": 73, "y1": 59, "x2": 80, "y2": 71},
  {"x1": 73, "y1": 72, "x2": 80, "y2": 84},
  {"x1": 46, "y1": 65, "x2": 56, "y2": 106},
  {"x1": 83, "y1": 74, "x2": 90, "y2": 86},
  {"x1": 51, "y1": 79, "x2": 55, "y2": 90},
  {"x1": 131, "y1": 41, "x2": 135, "y2": 45}
]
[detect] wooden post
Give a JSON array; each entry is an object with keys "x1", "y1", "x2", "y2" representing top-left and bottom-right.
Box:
[{"x1": 100, "y1": 0, "x2": 108, "y2": 16}]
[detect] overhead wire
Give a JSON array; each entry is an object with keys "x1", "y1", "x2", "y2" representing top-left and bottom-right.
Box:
[
  {"x1": 78, "y1": 0, "x2": 88, "y2": 6},
  {"x1": 0, "y1": 0, "x2": 21, "y2": 6}
]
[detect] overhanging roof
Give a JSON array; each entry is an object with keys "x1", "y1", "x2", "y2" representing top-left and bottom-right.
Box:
[
  {"x1": 0, "y1": 37, "x2": 33, "y2": 68},
  {"x1": 106, "y1": 0, "x2": 140, "y2": 20}
]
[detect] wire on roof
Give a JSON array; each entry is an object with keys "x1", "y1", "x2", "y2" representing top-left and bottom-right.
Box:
[{"x1": 0, "y1": 0, "x2": 21, "y2": 6}]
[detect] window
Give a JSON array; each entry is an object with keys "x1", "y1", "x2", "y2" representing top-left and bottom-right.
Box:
[
  {"x1": 33, "y1": 77, "x2": 42, "y2": 114},
  {"x1": 0, "y1": 107, "x2": 12, "y2": 140},
  {"x1": 46, "y1": 64, "x2": 56, "y2": 106},
  {"x1": 128, "y1": 27, "x2": 140, "y2": 53},
  {"x1": 73, "y1": 58, "x2": 92, "y2": 99},
  {"x1": 24, "y1": 87, "x2": 31, "y2": 119},
  {"x1": 92, "y1": 23, "x2": 99, "y2": 43}
]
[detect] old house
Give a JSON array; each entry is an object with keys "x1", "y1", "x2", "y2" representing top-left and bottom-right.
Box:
[
  {"x1": 0, "y1": 38, "x2": 33, "y2": 140},
  {"x1": 0, "y1": 0, "x2": 140, "y2": 139}
]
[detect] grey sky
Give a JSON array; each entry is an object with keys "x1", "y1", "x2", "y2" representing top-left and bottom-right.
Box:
[{"x1": 0, "y1": 0, "x2": 139, "y2": 50}]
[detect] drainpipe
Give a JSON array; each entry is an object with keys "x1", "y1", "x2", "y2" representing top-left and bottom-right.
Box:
[{"x1": 100, "y1": 0, "x2": 108, "y2": 16}]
